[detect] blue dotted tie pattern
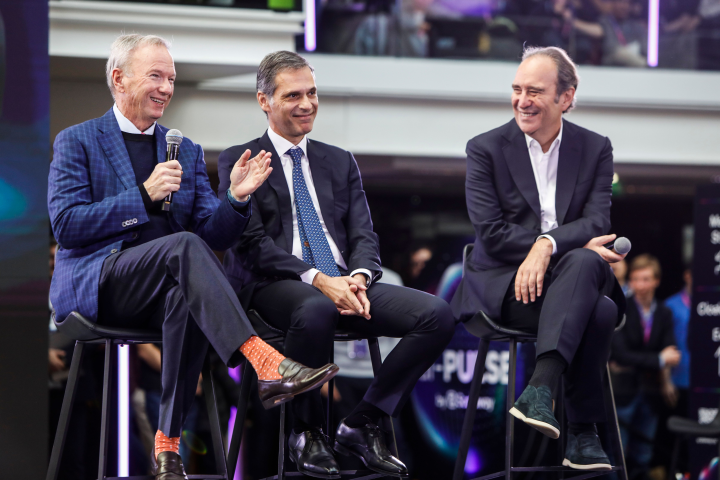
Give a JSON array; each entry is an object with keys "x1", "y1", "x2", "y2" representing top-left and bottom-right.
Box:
[{"x1": 288, "y1": 147, "x2": 341, "y2": 277}]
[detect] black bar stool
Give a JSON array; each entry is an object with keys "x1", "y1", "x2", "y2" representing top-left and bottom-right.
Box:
[
  {"x1": 47, "y1": 311, "x2": 229, "y2": 480},
  {"x1": 667, "y1": 401, "x2": 720, "y2": 480},
  {"x1": 226, "y1": 309, "x2": 398, "y2": 480},
  {"x1": 452, "y1": 244, "x2": 628, "y2": 480}
]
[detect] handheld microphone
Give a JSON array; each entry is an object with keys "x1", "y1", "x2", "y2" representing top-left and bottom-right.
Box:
[
  {"x1": 603, "y1": 237, "x2": 632, "y2": 255},
  {"x1": 162, "y1": 129, "x2": 183, "y2": 212}
]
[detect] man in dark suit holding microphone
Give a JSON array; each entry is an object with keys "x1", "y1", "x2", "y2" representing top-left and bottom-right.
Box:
[
  {"x1": 49, "y1": 35, "x2": 337, "y2": 480},
  {"x1": 218, "y1": 51, "x2": 455, "y2": 479},
  {"x1": 451, "y1": 46, "x2": 627, "y2": 470}
]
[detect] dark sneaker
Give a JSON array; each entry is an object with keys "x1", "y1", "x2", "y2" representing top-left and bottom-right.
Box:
[
  {"x1": 562, "y1": 432, "x2": 612, "y2": 470},
  {"x1": 509, "y1": 385, "x2": 560, "y2": 439}
]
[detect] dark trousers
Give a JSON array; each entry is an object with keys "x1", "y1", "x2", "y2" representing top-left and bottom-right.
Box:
[
  {"x1": 499, "y1": 248, "x2": 618, "y2": 423},
  {"x1": 98, "y1": 232, "x2": 255, "y2": 437},
  {"x1": 250, "y1": 280, "x2": 455, "y2": 428}
]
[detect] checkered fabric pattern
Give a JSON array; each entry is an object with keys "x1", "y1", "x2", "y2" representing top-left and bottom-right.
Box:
[
  {"x1": 48, "y1": 108, "x2": 251, "y2": 323},
  {"x1": 288, "y1": 147, "x2": 341, "y2": 277}
]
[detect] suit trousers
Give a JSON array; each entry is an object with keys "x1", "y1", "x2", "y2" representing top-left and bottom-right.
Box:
[
  {"x1": 97, "y1": 232, "x2": 255, "y2": 437},
  {"x1": 499, "y1": 248, "x2": 618, "y2": 423},
  {"x1": 250, "y1": 280, "x2": 455, "y2": 429}
]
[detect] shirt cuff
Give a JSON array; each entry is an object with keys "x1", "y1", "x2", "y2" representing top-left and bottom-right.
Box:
[
  {"x1": 537, "y1": 234, "x2": 557, "y2": 255},
  {"x1": 138, "y1": 184, "x2": 153, "y2": 212},
  {"x1": 349, "y1": 268, "x2": 373, "y2": 287},
  {"x1": 226, "y1": 190, "x2": 251, "y2": 215},
  {"x1": 659, "y1": 353, "x2": 666, "y2": 368},
  {"x1": 300, "y1": 268, "x2": 320, "y2": 285}
]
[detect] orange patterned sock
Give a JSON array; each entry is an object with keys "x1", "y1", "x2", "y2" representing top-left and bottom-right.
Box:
[
  {"x1": 239, "y1": 335, "x2": 285, "y2": 381},
  {"x1": 154, "y1": 430, "x2": 180, "y2": 459}
]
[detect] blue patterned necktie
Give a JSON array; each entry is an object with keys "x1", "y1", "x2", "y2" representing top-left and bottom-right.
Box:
[{"x1": 288, "y1": 147, "x2": 341, "y2": 277}]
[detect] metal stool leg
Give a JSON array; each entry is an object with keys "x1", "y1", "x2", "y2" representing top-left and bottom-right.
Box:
[
  {"x1": 506, "y1": 340, "x2": 517, "y2": 480},
  {"x1": 47, "y1": 341, "x2": 85, "y2": 480},
  {"x1": 227, "y1": 360, "x2": 253, "y2": 480},
  {"x1": 98, "y1": 339, "x2": 114, "y2": 480},
  {"x1": 453, "y1": 338, "x2": 491, "y2": 480},
  {"x1": 605, "y1": 364, "x2": 628, "y2": 480},
  {"x1": 557, "y1": 379, "x2": 566, "y2": 480},
  {"x1": 278, "y1": 403, "x2": 286, "y2": 480},
  {"x1": 368, "y1": 337, "x2": 399, "y2": 457},
  {"x1": 203, "y1": 358, "x2": 229, "y2": 478},
  {"x1": 327, "y1": 344, "x2": 335, "y2": 443}
]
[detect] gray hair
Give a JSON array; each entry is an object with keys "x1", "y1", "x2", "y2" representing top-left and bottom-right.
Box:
[
  {"x1": 257, "y1": 50, "x2": 314, "y2": 100},
  {"x1": 106, "y1": 34, "x2": 172, "y2": 99},
  {"x1": 522, "y1": 46, "x2": 579, "y2": 113}
]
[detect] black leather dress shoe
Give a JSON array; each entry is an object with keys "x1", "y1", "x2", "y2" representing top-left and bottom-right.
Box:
[
  {"x1": 334, "y1": 419, "x2": 408, "y2": 478},
  {"x1": 289, "y1": 428, "x2": 341, "y2": 479},
  {"x1": 258, "y1": 359, "x2": 339, "y2": 409},
  {"x1": 150, "y1": 450, "x2": 188, "y2": 480}
]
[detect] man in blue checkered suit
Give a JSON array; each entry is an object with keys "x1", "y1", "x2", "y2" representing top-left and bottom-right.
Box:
[{"x1": 48, "y1": 34, "x2": 337, "y2": 479}]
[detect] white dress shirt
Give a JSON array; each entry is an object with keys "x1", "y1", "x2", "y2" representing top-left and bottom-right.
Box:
[
  {"x1": 113, "y1": 104, "x2": 156, "y2": 135},
  {"x1": 524, "y1": 123, "x2": 562, "y2": 254},
  {"x1": 266, "y1": 127, "x2": 372, "y2": 285}
]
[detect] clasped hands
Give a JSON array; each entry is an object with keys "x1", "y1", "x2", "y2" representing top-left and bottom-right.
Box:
[
  {"x1": 514, "y1": 233, "x2": 627, "y2": 305},
  {"x1": 313, "y1": 272, "x2": 371, "y2": 320},
  {"x1": 143, "y1": 149, "x2": 272, "y2": 202}
]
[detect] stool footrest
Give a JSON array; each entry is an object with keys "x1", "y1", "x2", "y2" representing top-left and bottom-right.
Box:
[
  {"x1": 470, "y1": 466, "x2": 623, "y2": 480},
  {"x1": 258, "y1": 470, "x2": 385, "y2": 480},
  {"x1": 102, "y1": 476, "x2": 228, "y2": 480}
]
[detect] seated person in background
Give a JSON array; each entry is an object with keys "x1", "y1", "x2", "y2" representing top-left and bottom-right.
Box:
[
  {"x1": 553, "y1": 0, "x2": 605, "y2": 64},
  {"x1": 611, "y1": 258, "x2": 631, "y2": 296},
  {"x1": 599, "y1": 0, "x2": 648, "y2": 67},
  {"x1": 609, "y1": 254, "x2": 680, "y2": 478},
  {"x1": 49, "y1": 34, "x2": 337, "y2": 480},
  {"x1": 451, "y1": 46, "x2": 627, "y2": 471},
  {"x1": 218, "y1": 50, "x2": 455, "y2": 479}
]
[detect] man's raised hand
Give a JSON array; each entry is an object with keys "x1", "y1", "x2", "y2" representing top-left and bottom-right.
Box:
[
  {"x1": 143, "y1": 160, "x2": 183, "y2": 201},
  {"x1": 230, "y1": 149, "x2": 273, "y2": 202}
]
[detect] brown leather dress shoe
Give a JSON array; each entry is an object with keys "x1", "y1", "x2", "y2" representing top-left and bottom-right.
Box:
[
  {"x1": 258, "y1": 358, "x2": 339, "y2": 409},
  {"x1": 150, "y1": 450, "x2": 188, "y2": 480}
]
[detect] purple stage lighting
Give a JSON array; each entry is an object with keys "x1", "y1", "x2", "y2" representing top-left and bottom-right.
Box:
[
  {"x1": 648, "y1": 0, "x2": 659, "y2": 67},
  {"x1": 118, "y1": 345, "x2": 130, "y2": 476},
  {"x1": 305, "y1": 0, "x2": 316, "y2": 51}
]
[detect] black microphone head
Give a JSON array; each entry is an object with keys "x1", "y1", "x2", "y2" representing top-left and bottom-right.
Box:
[
  {"x1": 166, "y1": 129, "x2": 183, "y2": 145},
  {"x1": 614, "y1": 237, "x2": 632, "y2": 255}
]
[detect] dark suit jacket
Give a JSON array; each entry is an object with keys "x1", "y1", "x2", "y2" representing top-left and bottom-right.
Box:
[
  {"x1": 451, "y1": 118, "x2": 623, "y2": 322},
  {"x1": 610, "y1": 296, "x2": 676, "y2": 402},
  {"x1": 217, "y1": 131, "x2": 381, "y2": 308}
]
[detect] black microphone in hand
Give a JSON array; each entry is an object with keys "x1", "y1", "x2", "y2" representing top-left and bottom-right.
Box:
[
  {"x1": 603, "y1": 237, "x2": 632, "y2": 255},
  {"x1": 162, "y1": 129, "x2": 183, "y2": 212}
]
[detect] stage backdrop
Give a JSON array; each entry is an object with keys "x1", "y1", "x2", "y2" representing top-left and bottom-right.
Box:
[
  {"x1": 689, "y1": 185, "x2": 720, "y2": 480},
  {"x1": 0, "y1": 0, "x2": 50, "y2": 478}
]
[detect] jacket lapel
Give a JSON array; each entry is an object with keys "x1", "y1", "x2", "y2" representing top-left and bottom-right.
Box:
[
  {"x1": 260, "y1": 132, "x2": 295, "y2": 253},
  {"x1": 501, "y1": 121, "x2": 541, "y2": 221},
  {"x1": 96, "y1": 109, "x2": 135, "y2": 190},
  {"x1": 307, "y1": 139, "x2": 339, "y2": 247},
  {"x1": 555, "y1": 120, "x2": 581, "y2": 226}
]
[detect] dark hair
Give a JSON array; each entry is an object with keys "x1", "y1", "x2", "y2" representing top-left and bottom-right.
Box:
[
  {"x1": 256, "y1": 50, "x2": 314, "y2": 99},
  {"x1": 522, "y1": 46, "x2": 579, "y2": 113}
]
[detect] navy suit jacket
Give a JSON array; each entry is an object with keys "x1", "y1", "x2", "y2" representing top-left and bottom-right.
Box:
[
  {"x1": 217, "y1": 131, "x2": 381, "y2": 308},
  {"x1": 451, "y1": 118, "x2": 623, "y2": 322},
  {"x1": 48, "y1": 108, "x2": 251, "y2": 322}
]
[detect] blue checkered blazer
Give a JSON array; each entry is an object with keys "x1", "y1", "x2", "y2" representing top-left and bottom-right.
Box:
[{"x1": 49, "y1": 108, "x2": 250, "y2": 322}]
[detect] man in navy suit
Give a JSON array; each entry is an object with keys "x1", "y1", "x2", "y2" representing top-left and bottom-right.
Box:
[
  {"x1": 218, "y1": 51, "x2": 455, "y2": 479},
  {"x1": 451, "y1": 46, "x2": 627, "y2": 470},
  {"x1": 48, "y1": 35, "x2": 337, "y2": 479}
]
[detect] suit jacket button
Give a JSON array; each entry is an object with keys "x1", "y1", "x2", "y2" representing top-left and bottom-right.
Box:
[{"x1": 111, "y1": 249, "x2": 118, "y2": 254}]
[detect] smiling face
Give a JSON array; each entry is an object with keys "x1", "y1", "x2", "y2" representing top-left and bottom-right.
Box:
[
  {"x1": 113, "y1": 43, "x2": 175, "y2": 131},
  {"x1": 512, "y1": 55, "x2": 573, "y2": 145},
  {"x1": 258, "y1": 67, "x2": 318, "y2": 144}
]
